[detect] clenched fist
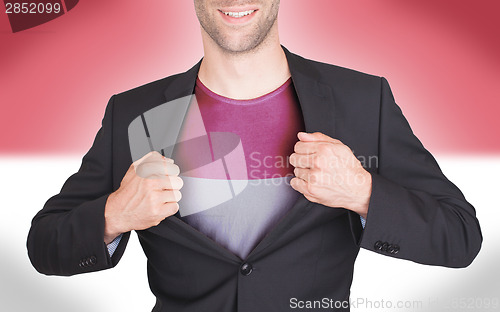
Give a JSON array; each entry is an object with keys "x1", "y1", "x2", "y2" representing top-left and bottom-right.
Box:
[
  {"x1": 289, "y1": 132, "x2": 372, "y2": 219},
  {"x1": 104, "y1": 151, "x2": 183, "y2": 244}
]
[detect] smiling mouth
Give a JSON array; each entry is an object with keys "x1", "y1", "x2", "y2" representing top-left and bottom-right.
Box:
[{"x1": 219, "y1": 9, "x2": 257, "y2": 18}]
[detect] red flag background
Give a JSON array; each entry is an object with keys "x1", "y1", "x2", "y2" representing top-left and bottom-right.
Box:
[
  {"x1": 1, "y1": 0, "x2": 499, "y2": 155},
  {"x1": 1, "y1": 1, "x2": 498, "y2": 311}
]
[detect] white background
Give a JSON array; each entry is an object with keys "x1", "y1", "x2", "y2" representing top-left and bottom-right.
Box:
[{"x1": 1, "y1": 155, "x2": 498, "y2": 311}]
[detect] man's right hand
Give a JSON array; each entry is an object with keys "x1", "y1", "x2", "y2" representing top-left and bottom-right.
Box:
[{"x1": 103, "y1": 151, "x2": 183, "y2": 244}]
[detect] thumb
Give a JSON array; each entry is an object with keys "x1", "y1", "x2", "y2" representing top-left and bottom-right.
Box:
[
  {"x1": 133, "y1": 151, "x2": 173, "y2": 167},
  {"x1": 297, "y1": 132, "x2": 340, "y2": 143},
  {"x1": 133, "y1": 151, "x2": 160, "y2": 166}
]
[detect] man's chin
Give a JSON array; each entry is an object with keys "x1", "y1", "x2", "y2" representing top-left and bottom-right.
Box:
[{"x1": 215, "y1": 35, "x2": 267, "y2": 55}]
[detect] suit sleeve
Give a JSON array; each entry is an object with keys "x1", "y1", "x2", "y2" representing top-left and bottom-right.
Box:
[
  {"x1": 27, "y1": 96, "x2": 130, "y2": 276},
  {"x1": 356, "y1": 77, "x2": 482, "y2": 268}
]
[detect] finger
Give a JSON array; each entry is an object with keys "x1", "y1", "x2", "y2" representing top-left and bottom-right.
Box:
[
  {"x1": 290, "y1": 177, "x2": 320, "y2": 204},
  {"x1": 294, "y1": 141, "x2": 329, "y2": 154},
  {"x1": 294, "y1": 167, "x2": 324, "y2": 186},
  {"x1": 134, "y1": 151, "x2": 174, "y2": 167},
  {"x1": 289, "y1": 153, "x2": 315, "y2": 169},
  {"x1": 161, "y1": 202, "x2": 180, "y2": 217},
  {"x1": 135, "y1": 162, "x2": 171, "y2": 178},
  {"x1": 136, "y1": 162, "x2": 180, "y2": 178},
  {"x1": 133, "y1": 151, "x2": 162, "y2": 166},
  {"x1": 161, "y1": 176, "x2": 184, "y2": 190},
  {"x1": 158, "y1": 190, "x2": 182, "y2": 203},
  {"x1": 290, "y1": 177, "x2": 315, "y2": 198},
  {"x1": 140, "y1": 152, "x2": 175, "y2": 166},
  {"x1": 125, "y1": 151, "x2": 162, "y2": 182},
  {"x1": 165, "y1": 162, "x2": 180, "y2": 176},
  {"x1": 297, "y1": 132, "x2": 342, "y2": 144},
  {"x1": 165, "y1": 158, "x2": 174, "y2": 163},
  {"x1": 146, "y1": 176, "x2": 183, "y2": 192},
  {"x1": 144, "y1": 155, "x2": 174, "y2": 164},
  {"x1": 290, "y1": 176, "x2": 305, "y2": 193},
  {"x1": 293, "y1": 167, "x2": 310, "y2": 181}
]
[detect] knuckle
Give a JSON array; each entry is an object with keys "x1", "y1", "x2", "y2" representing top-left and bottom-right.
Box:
[
  {"x1": 146, "y1": 151, "x2": 163, "y2": 163},
  {"x1": 306, "y1": 183, "x2": 317, "y2": 197},
  {"x1": 311, "y1": 167, "x2": 323, "y2": 176},
  {"x1": 141, "y1": 177, "x2": 156, "y2": 188},
  {"x1": 309, "y1": 170, "x2": 319, "y2": 184},
  {"x1": 153, "y1": 215, "x2": 164, "y2": 226},
  {"x1": 305, "y1": 194, "x2": 318, "y2": 203},
  {"x1": 166, "y1": 163, "x2": 180, "y2": 176},
  {"x1": 317, "y1": 144, "x2": 329, "y2": 154},
  {"x1": 138, "y1": 162, "x2": 152, "y2": 171},
  {"x1": 322, "y1": 146, "x2": 335, "y2": 158},
  {"x1": 164, "y1": 157, "x2": 174, "y2": 163},
  {"x1": 162, "y1": 177, "x2": 172, "y2": 190},
  {"x1": 143, "y1": 177, "x2": 157, "y2": 188},
  {"x1": 151, "y1": 194, "x2": 162, "y2": 207},
  {"x1": 150, "y1": 151, "x2": 161, "y2": 158},
  {"x1": 296, "y1": 156, "x2": 305, "y2": 167},
  {"x1": 339, "y1": 144, "x2": 352, "y2": 156},
  {"x1": 150, "y1": 203, "x2": 161, "y2": 216},
  {"x1": 312, "y1": 156, "x2": 322, "y2": 168},
  {"x1": 166, "y1": 202, "x2": 179, "y2": 215},
  {"x1": 298, "y1": 156, "x2": 307, "y2": 168},
  {"x1": 136, "y1": 163, "x2": 152, "y2": 178},
  {"x1": 165, "y1": 176, "x2": 178, "y2": 189}
]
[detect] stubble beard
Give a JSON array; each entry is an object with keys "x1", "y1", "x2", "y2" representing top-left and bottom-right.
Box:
[{"x1": 196, "y1": 1, "x2": 280, "y2": 55}]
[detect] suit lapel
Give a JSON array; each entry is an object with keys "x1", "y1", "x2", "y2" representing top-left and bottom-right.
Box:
[
  {"x1": 283, "y1": 46, "x2": 336, "y2": 136},
  {"x1": 162, "y1": 60, "x2": 201, "y2": 102},
  {"x1": 158, "y1": 47, "x2": 338, "y2": 261}
]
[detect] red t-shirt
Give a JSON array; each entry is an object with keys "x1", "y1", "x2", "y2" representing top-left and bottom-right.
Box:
[{"x1": 173, "y1": 77, "x2": 305, "y2": 259}]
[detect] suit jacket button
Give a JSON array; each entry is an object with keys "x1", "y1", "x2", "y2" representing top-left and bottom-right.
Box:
[
  {"x1": 393, "y1": 245, "x2": 400, "y2": 254},
  {"x1": 89, "y1": 256, "x2": 97, "y2": 265},
  {"x1": 240, "y1": 263, "x2": 253, "y2": 276},
  {"x1": 374, "y1": 241, "x2": 383, "y2": 250},
  {"x1": 381, "y1": 242, "x2": 389, "y2": 252},
  {"x1": 387, "y1": 244, "x2": 395, "y2": 253}
]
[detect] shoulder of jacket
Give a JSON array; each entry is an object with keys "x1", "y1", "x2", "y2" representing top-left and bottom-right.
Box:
[
  {"x1": 291, "y1": 52, "x2": 383, "y2": 86},
  {"x1": 112, "y1": 73, "x2": 182, "y2": 102}
]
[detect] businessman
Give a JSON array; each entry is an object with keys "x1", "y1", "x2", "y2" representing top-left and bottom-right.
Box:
[{"x1": 27, "y1": 1, "x2": 482, "y2": 311}]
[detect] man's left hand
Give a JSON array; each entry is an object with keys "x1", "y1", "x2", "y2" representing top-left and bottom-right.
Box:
[{"x1": 289, "y1": 132, "x2": 372, "y2": 219}]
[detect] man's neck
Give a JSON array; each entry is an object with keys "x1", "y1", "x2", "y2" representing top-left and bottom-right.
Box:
[{"x1": 198, "y1": 30, "x2": 291, "y2": 100}]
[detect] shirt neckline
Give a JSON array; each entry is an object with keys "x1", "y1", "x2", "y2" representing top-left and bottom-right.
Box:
[{"x1": 195, "y1": 77, "x2": 292, "y2": 106}]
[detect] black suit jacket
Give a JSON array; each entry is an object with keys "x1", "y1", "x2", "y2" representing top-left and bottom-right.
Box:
[{"x1": 27, "y1": 47, "x2": 482, "y2": 311}]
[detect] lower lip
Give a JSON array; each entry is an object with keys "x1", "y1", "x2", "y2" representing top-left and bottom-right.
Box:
[{"x1": 218, "y1": 10, "x2": 258, "y2": 24}]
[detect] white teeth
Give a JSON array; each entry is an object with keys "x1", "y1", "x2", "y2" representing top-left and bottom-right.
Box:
[{"x1": 222, "y1": 10, "x2": 255, "y2": 18}]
